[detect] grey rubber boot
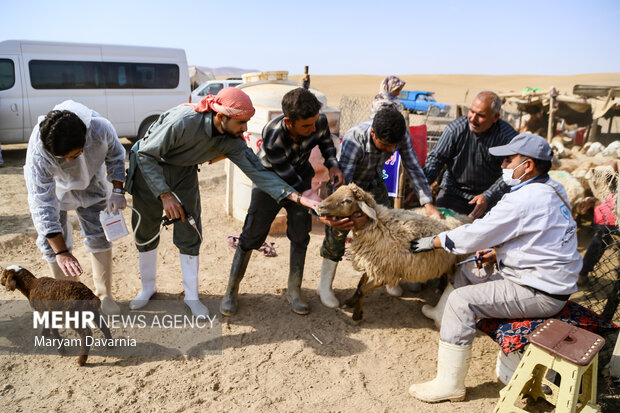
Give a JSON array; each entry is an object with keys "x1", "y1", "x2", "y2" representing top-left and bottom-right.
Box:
[
  {"x1": 287, "y1": 245, "x2": 310, "y2": 315},
  {"x1": 220, "y1": 247, "x2": 252, "y2": 316}
]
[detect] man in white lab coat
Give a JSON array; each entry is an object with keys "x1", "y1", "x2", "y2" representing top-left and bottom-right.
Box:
[
  {"x1": 24, "y1": 100, "x2": 126, "y2": 315},
  {"x1": 407, "y1": 133, "x2": 582, "y2": 403}
]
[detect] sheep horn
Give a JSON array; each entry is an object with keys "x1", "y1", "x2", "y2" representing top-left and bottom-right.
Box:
[{"x1": 351, "y1": 185, "x2": 365, "y2": 201}]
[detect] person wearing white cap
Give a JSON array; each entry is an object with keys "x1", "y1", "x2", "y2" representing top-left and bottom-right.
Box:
[{"x1": 407, "y1": 133, "x2": 582, "y2": 403}]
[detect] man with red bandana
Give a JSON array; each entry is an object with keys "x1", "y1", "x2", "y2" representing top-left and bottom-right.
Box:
[{"x1": 126, "y1": 87, "x2": 318, "y2": 317}]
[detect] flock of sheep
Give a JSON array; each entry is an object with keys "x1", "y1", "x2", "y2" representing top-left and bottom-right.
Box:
[{"x1": 548, "y1": 136, "x2": 620, "y2": 219}]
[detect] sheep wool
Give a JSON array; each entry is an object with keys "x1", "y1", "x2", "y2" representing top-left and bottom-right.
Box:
[{"x1": 317, "y1": 184, "x2": 471, "y2": 320}]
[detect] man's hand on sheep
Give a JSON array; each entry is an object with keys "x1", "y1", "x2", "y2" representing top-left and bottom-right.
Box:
[
  {"x1": 318, "y1": 215, "x2": 355, "y2": 231},
  {"x1": 56, "y1": 252, "x2": 84, "y2": 277},
  {"x1": 318, "y1": 211, "x2": 369, "y2": 231},
  {"x1": 423, "y1": 203, "x2": 444, "y2": 219},
  {"x1": 409, "y1": 235, "x2": 437, "y2": 253},
  {"x1": 47, "y1": 234, "x2": 83, "y2": 277},
  {"x1": 328, "y1": 166, "x2": 346, "y2": 190},
  {"x1": 468, "y1": 194, "x2": 489, "y2": 219}
]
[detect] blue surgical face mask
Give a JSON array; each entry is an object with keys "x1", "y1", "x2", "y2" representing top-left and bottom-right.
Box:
[{"x1": 502, "y1": 159, "x2": 527, "y2": 186}]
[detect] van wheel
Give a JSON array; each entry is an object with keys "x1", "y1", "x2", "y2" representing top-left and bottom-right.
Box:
[
  {"x1": 429, "y1": 106, "x2": 440, "y2": 117},
  {"x1": 133, "y1": 116, "x2": 159, "y2": 142}
]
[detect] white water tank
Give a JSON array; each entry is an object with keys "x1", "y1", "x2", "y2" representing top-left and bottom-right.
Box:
[{"x1": 225, "y1": 75, "x2": 340, "y2": 231}]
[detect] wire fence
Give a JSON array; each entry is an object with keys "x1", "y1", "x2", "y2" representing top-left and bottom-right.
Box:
[{"x1": 338, "y1": 95, "x2": 453, "y2": 152}]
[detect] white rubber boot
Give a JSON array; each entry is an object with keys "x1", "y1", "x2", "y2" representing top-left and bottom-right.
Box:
[
  {"x1": 91, "y1": 249, "x2": 121, "y2": 315},
  {"x1": 385, "y1": 283, "x2": 403, "y2": 297},
  {"x1": 409, "y1": 341, "x2": 472, "y2": 403},
  {"x1": 130, "y1": 249, "x2": 158, "y2": 310},
  {"x1": 180, "y1": 253, "x2": 209, "y2": 318},
  {"x1": 421, "y1": 283, "x2": 454, "y2": 329},
  {"x1": 317, "y1": 259, "x2": 339, "y2": 308},
  {"x1": 48, "y1": 261, "x2": 80, "y2": 282}
]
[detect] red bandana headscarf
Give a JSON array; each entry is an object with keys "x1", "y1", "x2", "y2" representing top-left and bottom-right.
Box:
[{"x1": 185, "y1": 87, "x2": 255, "y2": 120}]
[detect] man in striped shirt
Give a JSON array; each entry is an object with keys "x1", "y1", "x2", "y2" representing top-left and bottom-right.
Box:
[
  {"x1": 424, "y1": 91, "x2": 518, "y2": 219},
  {"x1": 317, "y1": 107, "x2": 441, "y2": 308},
  {"x1": 220, "y1": 87, "x2": 344, "y2": 317}
]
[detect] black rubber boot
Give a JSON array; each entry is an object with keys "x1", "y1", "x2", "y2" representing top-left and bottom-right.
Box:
[
  {"x1": 220, "y1": 247, "x2": 252, "y2": 316},
  {"x1": 287, "y1": 245, "x2": 310, "y2": 315}
]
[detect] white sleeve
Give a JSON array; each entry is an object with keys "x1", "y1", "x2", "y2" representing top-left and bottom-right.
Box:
[
  {"x1": 24, "y1": 148, "x2": 63, "y2": 237},
  {"x1": 437, "y1": 196, "x2": 523, "y2": 254}
]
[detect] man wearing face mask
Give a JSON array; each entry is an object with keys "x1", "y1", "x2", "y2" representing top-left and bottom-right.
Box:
[
  {"x1": 424, "y1": 90, "x2": 518, "y2": 219},
  {"x1": 24, "y1": 100, "x2": 127, "y2": 315},
  {"x1": 407, "y1": 133, "x2": 582, "y2": 403}
]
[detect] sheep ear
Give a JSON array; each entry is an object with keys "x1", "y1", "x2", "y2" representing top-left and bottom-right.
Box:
[{"x1": 357, "y1": 200, "x2": 377, "y2": 221}]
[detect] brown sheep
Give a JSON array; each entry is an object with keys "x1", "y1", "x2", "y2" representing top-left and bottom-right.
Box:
[
  {"x1": 1, "y1": 265, "x2": 112, "y2": 366},
  {"x1": 316, "y1": 184, "x2": 471, "y2": 321}
]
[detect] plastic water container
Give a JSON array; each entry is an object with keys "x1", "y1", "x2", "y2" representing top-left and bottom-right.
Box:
[{"x1": 99, "y1": 210, "x2": 129, "y2": 241}]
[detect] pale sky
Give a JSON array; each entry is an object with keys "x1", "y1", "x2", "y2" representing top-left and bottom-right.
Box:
[{"x1": 1, "y1": 0, "x2": 619, "y2": 75}]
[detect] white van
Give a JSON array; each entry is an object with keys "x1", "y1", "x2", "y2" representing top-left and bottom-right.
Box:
[{"x1": 0, "y1": 39, "x2": 191, "y2": 144}]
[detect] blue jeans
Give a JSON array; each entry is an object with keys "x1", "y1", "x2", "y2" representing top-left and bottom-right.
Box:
[{"x1": 36, "y1": 199, "x2": 111, "y2": 262}]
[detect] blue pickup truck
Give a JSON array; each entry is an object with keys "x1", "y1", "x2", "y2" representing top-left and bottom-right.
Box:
[{"x1": 399, "y1": 90, "x2": 451, "y2": 117}]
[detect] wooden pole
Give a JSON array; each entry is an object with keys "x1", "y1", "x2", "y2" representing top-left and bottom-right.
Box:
[
  {"x1": 546, "y1": 87, "x2": 557, "y2": 142},
  {"x1": 394, "y1": 168, "x2": 405, "y2": 209}
]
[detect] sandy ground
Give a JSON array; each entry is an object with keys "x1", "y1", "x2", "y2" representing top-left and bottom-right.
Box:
[{"x1": 1, "y1": 73, "x2": 619, "y2": 412}]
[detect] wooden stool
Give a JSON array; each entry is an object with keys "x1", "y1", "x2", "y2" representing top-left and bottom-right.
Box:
[{"x1": 494, "y1": 319, "x2": 605, "y2": 413}]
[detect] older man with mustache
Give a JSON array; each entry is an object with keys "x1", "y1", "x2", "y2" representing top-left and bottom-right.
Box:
[{"x1": 424, "y1": 91, "x2": 517, "y2": 219}]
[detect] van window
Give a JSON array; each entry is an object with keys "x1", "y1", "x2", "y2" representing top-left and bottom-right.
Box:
[
  {"x1": 132, "y1": 63, "x2": 179, "y2": 89},
  {"x1": 104, "y1": 62, "x2": 132, "y2": 88},
  {"x1": 29, "y1": 60, "x2": 103, "y2": 89},
  {"x1": 0, "y1": 59, "x2": 16, "y2": 90},
  {"x1": 29, "y1": 60, "x2": 180, "y2": 89}
]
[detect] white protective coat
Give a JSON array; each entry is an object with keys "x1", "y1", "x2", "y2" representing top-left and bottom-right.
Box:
[
  {"x1": 24, "y1": 100, "x2": 126, "y2": 238},
  {"x1": 438, "y1": 177, "x2": 582, "y2": 295}
]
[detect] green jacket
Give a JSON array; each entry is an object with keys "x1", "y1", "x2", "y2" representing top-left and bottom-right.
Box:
[{"x1": 135, "y1": 105, "x2": 295, "y2": 202}]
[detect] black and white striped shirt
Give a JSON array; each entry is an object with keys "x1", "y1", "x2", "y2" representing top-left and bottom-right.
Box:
[
  {"x1": 258, "y1": 113, "x2": 338, "y2": 192},
  {"x1": 424, "y1": 116, "x2": 518, "y2": 206}
]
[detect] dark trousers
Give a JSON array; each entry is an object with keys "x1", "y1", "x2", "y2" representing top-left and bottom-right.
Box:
[
  {"x1": 581, "y1": 224, "x2": 619, "y2": 276},
  {"x1": 435, "y1": 189, "x2": 475, "y2": 216},
  {"x1": 238, "y1": 187, "x2": 311, "y2": 252},
  {"x1": 131, "y1": 165, "x2": 202, "y2": 255}
]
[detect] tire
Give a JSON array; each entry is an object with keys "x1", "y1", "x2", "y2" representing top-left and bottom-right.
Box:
[
  {"x1": 133, "y1": 116, "x2": 159, "y2": 143},
  {"x1": 429, "y1": 106, "x2": 441, "y2": 117}
]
